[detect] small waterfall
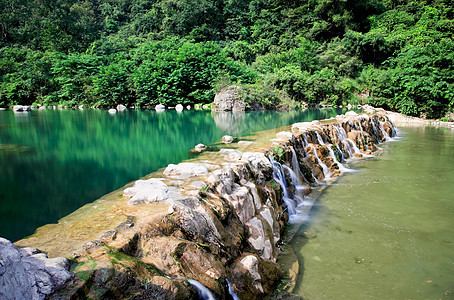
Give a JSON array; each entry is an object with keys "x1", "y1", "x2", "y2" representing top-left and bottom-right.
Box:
[
  {"x1": 316, "y1": 130, "x2": 350, "y2": 173},
  {"x1": 379, "y1": 120, "x2": 391, "y2": 141},
  {"x1": 370, "y1": 118, "x2": 380, "y2": 140},
  {"x1": 226, "y1": 279, "x2": 240, "y2": 300},
  {"x1": 187, "y1": 279, "x2": 216, "y2": 300},
  {"x1": 269, "y1": 155, "x2": 311, "y2": 222},
  {"x1": 358, "y1": 119, "x2": 364, "y2": 132},
  {"x1": 308, "y1": 145, "x2": 331, "y2": 180},
  {"x1": 315, "y1": 131, "x2": 325, "y2": 145},
  {"x1": 327, "y1": 145, "x2": 350, "y2": 173},
  {"x1": 290, "y1": 148, "x2": 309, "y2": 184},
  {"x1": 269, "y1": 156, "x2": 289, "y2": 199}
]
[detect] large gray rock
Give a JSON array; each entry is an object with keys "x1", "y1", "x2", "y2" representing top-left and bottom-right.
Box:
[
  {"x1": 0, "y1": 238, "x2": 73, "y2": 300},
  {"x1": 212, "y1": 86, "x2": 246, "y2": 111},
  {"x1": 123, "y1": 178, "x2": 169, "y2": 205}
]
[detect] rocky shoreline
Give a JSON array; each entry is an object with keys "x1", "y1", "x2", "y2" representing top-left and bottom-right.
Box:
[{"x1": 2, "y1": 107, "x2": 398, "y2": 299}]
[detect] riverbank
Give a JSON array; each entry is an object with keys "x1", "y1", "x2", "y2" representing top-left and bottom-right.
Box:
[{"x1": 4, "y1": 108, "x2": 397, "y2": 299}]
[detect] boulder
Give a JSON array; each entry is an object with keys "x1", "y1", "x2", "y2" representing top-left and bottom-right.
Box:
[
  {"x1": 194, "y1": 144, "x2": 207, "y2": 152},
  {"x1": 123, "y1": 178, "x2": 169, "y2": 205},
  {"x1": 222, "y1": 135, "x2": 234, "y2": 144},
  {"x1": 212, "y1": 86, "x2": 246, "y2": 111},
  {"x1": 175, "y1": 104, "x2": 184, "y2": 112},
  {"x1": 155, "y1": 104, "x2": 165, "y2": 111},
  {"x1": 116, "y1": 104, "x2": 127, "y2": 111},
  {"x1": 0, "y1": 238, "x2": 73, "y2": 300},
  {"x1": 108, "y1": 108, "x2": 116, "y2": 114}
]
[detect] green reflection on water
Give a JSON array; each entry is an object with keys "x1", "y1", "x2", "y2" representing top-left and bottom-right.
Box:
[
  {"x1": 292, "y1": 126, "x2": 454, "y2": 299},
  {"x1": 0, "y1": 108, "x2": 348, "y2": 241}
]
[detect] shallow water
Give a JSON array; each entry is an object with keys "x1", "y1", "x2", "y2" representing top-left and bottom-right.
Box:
[
  {"x1": 291, "y1": 126, "x2": 454, "y2": 299},
  {"x1": 0, "y1": 108, "x2": 349, "y2": 241}
]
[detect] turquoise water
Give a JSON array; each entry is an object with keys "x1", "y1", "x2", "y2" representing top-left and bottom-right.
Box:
[
  {"x1": 0, "y1": 108, "x2": 349, "y2": 241},
  {"x1": 292, "y1": 126, "x2": 454, "y2": 299}
]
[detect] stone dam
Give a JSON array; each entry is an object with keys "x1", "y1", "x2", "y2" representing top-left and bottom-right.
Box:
[{"x1": 1, "y1": 108, "x2": 397, "y2": 299}]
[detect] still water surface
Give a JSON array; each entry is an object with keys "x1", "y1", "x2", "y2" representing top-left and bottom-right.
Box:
[
  {"x1": 0, "y1": 108, "x2": 348, "y2": 241},
  {"x1": 292, "y1": 126, "x2": 454, "y2": 299}
]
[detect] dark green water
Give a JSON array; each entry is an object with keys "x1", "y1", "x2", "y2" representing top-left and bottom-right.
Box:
[
  {"x1": 0, "y1": 108, "x2": 348, "y2": 241},
  {"x1": 292, "y1": 126, "x2": 454, "y2": 299}
]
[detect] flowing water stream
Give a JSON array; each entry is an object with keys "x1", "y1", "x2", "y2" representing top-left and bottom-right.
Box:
[{"x1": 291, "y1": 126, "x2": 454, "y2": 299}]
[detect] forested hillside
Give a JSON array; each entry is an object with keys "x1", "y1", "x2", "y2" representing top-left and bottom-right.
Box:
[{"x1": 1, "y1": 0, "x2": 453, "y2": 118}]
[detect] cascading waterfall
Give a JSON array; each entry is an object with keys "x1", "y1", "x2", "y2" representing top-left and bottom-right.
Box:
[
  {"x1": 308, "y1": 144, "x2": 331, "y2": 180},
  {"x1": 315, "y1": 130, "x2": 351, "y2": 173},
  {"x1": 267, "y1": 113, "x2": 396, "y2": 225},
  {"x1": 187, "y1": 279, "x2": 216, "y2": 300},
  {"x1": 336, "y1": 125, "x2": 363, "y2": 154},
  {"x1": 269, "y1": 155, "x2": 311, "y2": 222},
  {"x1": 290, "y1": 148, "x2": 310, "y2": 184}
]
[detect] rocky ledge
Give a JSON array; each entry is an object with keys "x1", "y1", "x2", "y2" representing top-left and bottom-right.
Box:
[{"x1": 4, "y1": 109, "x2": 397, "y2": 299}]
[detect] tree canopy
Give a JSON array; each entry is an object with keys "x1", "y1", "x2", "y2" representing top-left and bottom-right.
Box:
[{"x1": 1, "y1": 0, "x2": 453, "y2": 118}]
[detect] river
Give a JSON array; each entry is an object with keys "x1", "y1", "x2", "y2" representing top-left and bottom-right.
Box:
[
  {"x1": 291, "y1": 126, "x2": 454, "y2": 299},
  {"x1": 0, "y1": 108, "x2": 350, "y2": 241}
]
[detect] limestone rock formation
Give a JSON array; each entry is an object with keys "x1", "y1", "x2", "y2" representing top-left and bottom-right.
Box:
[{"x1": 212, "y1": 86, "x2": 246, "y2": 111}]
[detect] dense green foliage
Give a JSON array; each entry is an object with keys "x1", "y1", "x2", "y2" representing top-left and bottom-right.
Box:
[{"x1": 1, "y1": 0, "x2": 453, "y2": 117}]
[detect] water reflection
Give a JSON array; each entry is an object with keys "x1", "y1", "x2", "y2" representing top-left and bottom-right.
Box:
[{"x1": 0, "y1": 108, "x2": 352, "y2": 241}]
